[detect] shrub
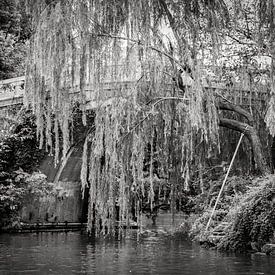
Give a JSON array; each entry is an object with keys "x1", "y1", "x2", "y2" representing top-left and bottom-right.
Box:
[
  {"x1": 218, "y1": 176, "x2": 275, "y2": 252},
  {"x1": 0, "y1": 110, "x2": 46, "y2": 227}
]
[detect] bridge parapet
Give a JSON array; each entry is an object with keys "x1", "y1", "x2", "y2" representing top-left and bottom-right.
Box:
[
  {"x1": 0, "y1": 76, "x2": 25, "y2": 108},
  {"x1": 0, "y1": 76, "x2": 270, "y2": 109}
]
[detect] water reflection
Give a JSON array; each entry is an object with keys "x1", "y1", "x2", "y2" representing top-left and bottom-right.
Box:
[{"x1": 0, "y1": 231, "x2": 274, "y2": 274}]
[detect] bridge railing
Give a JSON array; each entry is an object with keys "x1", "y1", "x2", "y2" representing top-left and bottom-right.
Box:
[
  {"x1": 0, "y1": 76, "x2": 270, "y2": 109},
  {"x1": 0, "y1": 76, "x2": 25, "y2": 108}
]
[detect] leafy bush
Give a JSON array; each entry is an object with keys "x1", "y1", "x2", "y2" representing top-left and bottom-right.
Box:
[
  {"x1": 189, "y1": 175, "x2": 275, "y2": 252},
  {"x1": 0, "y1": 110, "x2": 46, "y2": 227},
  {"x1": 218, "y1": 176, "x2": 275, "y2": 252},
  {"x1": 0, "y1": 179, "x2": 25, "y2": 227},
  {"x1": 0, "y1": 0, "x2": 31, "y2": 79},
  {"x1": 189, "y1": 176, "x2": 252, "y2": 238},
  {"x1": 0, "y1": 170, "x2": 63, "y2": 228}
]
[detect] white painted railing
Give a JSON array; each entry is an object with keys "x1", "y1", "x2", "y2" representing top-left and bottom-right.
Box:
[
  {"x1": 0, "y1": 75, "x2": 269, "y2": 109},
  {"x1": 0, "y1": 76, "x2": 25, "y2": 108}
]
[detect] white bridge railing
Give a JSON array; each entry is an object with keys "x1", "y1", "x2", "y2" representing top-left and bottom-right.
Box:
[
  {"x1": 0, "y1": 76, "x2": 25, "y2": 108},
  {"x1": 0, "y1": 76, "x2": 143, "y2": 109},
  {"x1": 0, "y1": 75, "x2": 269, "y2": 109}
]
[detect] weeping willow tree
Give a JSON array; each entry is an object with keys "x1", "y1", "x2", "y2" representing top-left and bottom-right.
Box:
[{"x1": 24, "y1": 0, "x2": 274, "y2": 234}]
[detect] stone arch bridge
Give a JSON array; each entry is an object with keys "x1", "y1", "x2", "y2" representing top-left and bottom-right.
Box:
[{"x1": 0, "y1": 75, "x2": 270, "y2": 225}]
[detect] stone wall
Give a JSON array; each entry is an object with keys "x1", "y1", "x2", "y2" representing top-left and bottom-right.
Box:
[
  {"x1": 20, "y1": 181, "x2": 84, "y2": 223},
  {"x1": 20, "y1": 145, "x2": 86, "y2": 223}
]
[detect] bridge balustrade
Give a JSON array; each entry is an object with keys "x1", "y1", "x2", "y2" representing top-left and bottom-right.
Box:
[
  {"x1": 0, "y1": 76, "x2": 270, "y2": 109},
  {"x1": 0, "y1": 76, "x2": 25, "y2": 108}
]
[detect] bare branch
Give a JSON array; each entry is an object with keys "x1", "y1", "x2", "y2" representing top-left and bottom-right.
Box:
[
  {"x1": 219, "y1": 117, "x2": 252, "y2": 135},
  {"x1": 217, "y1": 99, "x2": 255, "y2": 125},
  {"x1": 219, "y1": 117, "x2": 270, "y2": 174},
  {"x1": 226, "y1": 34, "x2": 256, "y2": 46}
]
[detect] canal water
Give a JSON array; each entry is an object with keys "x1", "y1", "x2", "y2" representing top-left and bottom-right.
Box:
[{"x1": 0, "y1": 230, "x2": 275, "y2": 274}]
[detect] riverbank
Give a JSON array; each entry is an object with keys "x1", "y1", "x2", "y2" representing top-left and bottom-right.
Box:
[{"x1": 186, "y1": 174, "x2": 275, "y2": 255}]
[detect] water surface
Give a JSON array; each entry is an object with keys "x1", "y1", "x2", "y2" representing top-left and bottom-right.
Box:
[{"x1": 0, "y1": 231, "x2": 274, "y2": 274}]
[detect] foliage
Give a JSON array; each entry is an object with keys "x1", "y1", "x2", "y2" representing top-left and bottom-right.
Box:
[
  {"x1": 0, "y1": 0, "x2": 31, "y2": 79},
  {"x1": 189, "y1": 175, "x2": 275, "y2": 252},
  {"x1": 0, "y1": 176, "x2": 25, "y2": 227},
  {"x1": 23, "y1": 0, "x2": 275, "y2": 235},
  {"x1": 218, "y1": 176, "x2": 275, "y2": 252},
  {"x1": 23, "y1": 0, "x2": 228, "y2": 235},
  {"x1": 189, "y1": 176, "x2": 253, "y2": 240},
  {"x1": 0, "y1": 109, "x2": 46, "y2": 227},
  {"x1": 0, "y1": 110, "x2": 45, "y2": 177},
  {"x1": 0, "y1": 170, "x2": 63, "y2": 228},
  {"x1": 0, "y1": 31, "x2": 28, "y2": 79}
]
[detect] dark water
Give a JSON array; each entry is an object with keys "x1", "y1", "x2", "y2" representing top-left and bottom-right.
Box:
[{"x1": 0, "y1": 231, "x2": 275, "y2": 275}]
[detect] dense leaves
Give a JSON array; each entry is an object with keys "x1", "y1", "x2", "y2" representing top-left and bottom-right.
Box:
[
  {"x1": 190, "y1": 175, "x2": 275, "y2": 252},
  {"x1": 24, "y1": 0, "x2": 231, "y2": 235},
  {"x1": 23, "y1": 0, "x2": 275, "y2": 235},
  {"x1": 0, "y1": 110, "x2": 45, "y2": 178},
  {"x1": 0, "y1": 0, "x2": 31, "y2": 79},
  {"x1": 0, "y1": 110, "x2": 46, "y2": 227},
  {"x1": 218, "y1": 177, "x2": 275, "y2": 252}
]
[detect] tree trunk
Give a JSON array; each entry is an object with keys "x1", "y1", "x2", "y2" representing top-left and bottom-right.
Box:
[{"x1": 219, "y1": 118, "x2": 270, "y2": 175}]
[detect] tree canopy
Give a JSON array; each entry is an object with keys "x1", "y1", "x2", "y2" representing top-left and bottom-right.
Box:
[
  {"x1": 24, "y1": 0, "x2": 275, "y2": 234},
  {"x1": 0, "y1": 0, "x2": 31, "y2": 79}
]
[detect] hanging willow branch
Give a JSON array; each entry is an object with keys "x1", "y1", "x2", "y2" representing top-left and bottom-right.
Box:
[
  {"x1": 94, "y1": 33, "x2": 185, "y2": 69},
  {"x1": 121, "y1": 96, "x2": 189, "y2": 142},
  {"x1": 24, "y1": 0, "x2": 228, "y2": 235}
]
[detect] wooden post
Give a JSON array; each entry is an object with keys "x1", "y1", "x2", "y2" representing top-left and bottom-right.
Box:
[{"x1": 205, "y1": 128, "x2": 247, "y2": 232}]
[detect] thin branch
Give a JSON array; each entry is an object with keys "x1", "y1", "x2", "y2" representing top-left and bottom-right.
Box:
[
  {"x1": 214, "y1": 90, "x2": 233, "y2": 104},
  {"x1": 95, "y1": 33, "x2": 184, "y2": 69},
  {"x1": 120, "y1": 96, "x2": 188, "y2": 142},
  {"x1": 226, "y1": 33, "x2": 256, "y2": 46}
]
